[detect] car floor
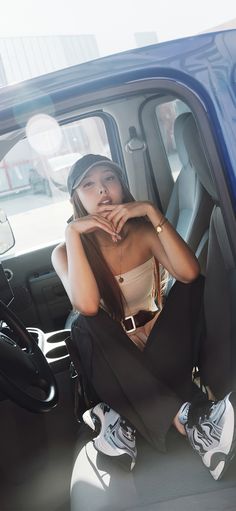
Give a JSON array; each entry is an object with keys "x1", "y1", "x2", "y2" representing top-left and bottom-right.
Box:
[
  {"x1": 71, "y1": 426, "x2": 236, "y2": 511},
  {"x1": 1, "y1": 395, "x2": 236, "y2": 511},
  {"x1": 0, "y1": 370, "x2": 80, "y2": 511}
]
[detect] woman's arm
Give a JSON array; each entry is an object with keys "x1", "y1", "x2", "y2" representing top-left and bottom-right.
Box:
[
  {"x1": 146, "y1": 204, "x2": 200, "y2": 283},
  {"x1": 52, "y1": 215, "x2": 118, "y2": 314},
  {"x1": 99, "y1": 201, "x2": 200, "y2": 283}
]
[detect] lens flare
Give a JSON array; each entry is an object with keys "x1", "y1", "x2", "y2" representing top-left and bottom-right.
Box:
[{"x1": 26, "y1": 114, "x2": 62, "y2": 156}]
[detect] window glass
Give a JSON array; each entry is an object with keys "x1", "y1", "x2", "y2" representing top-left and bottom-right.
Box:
[
  {"x1": 0, "y1": 116, "x2": 111, "y2": 255},
  {"x1": 155, "y1": 99, "x2": 190, "y2": 181}
]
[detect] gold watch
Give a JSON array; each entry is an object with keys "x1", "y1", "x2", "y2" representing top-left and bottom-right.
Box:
[{"x1": 155, "y1": 217, "x2": 168, "y2": 234}]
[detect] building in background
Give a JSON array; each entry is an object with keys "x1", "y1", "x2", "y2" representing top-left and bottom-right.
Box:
[
  {"x1": 0, "y1": 34, "x2": 99, "y2": 86},
  {"x1": 134, "y1": 31, "x2": 158, "y2": 47},
  {"x1": 0, "y1": 31, "x2": 160, "y2": 87},
  {"x1": 0, "y1": 55, "x2": 7, "y2": 86}
]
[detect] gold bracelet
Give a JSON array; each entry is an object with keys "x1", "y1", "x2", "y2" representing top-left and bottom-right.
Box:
[{"x1": 155, "y1": 216, "x2": 168, "y2": 235}]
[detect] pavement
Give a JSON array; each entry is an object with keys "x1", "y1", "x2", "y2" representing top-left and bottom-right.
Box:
[{"x1": 1, "y1": 189, "x2": 72, "y2": 254}]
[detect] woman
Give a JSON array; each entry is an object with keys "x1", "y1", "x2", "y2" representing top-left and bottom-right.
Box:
[{"x1": 52, "y1": 153, "x2": 236, "y2": 480}]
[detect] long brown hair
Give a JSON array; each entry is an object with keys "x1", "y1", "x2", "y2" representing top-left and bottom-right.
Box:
[{"x1": 71, "y1": 174, "x2": 137, "y2": 321}]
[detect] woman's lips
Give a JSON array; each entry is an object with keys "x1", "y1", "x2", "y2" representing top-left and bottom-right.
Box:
[{"x1": 98, "y1": 198, "x2": 112, "y2": 205}]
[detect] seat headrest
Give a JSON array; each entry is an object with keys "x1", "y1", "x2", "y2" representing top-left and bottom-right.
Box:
[
  {"x1": 183, "y1": 115, "x2": 218, "y2": 202},
  {"x1": 174, "y1": 113, "x2": 192, "y2": 167}
]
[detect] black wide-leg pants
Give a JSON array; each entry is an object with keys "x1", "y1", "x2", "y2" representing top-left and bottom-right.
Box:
[{"x1": 72, "y1": 275, "x2": 205, "y2": 452}]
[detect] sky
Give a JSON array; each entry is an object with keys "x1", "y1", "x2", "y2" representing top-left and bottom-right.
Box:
[{"x1": 0, "y1": 0, "x2": 235, "y2": 55}]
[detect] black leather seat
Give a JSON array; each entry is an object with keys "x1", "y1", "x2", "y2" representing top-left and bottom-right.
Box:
[
  {"x1": 183, "y1": 114, "x2": 236, "y2": 397},
  {"x1": 166, "y1": 113, "x2": 213, "y2": 256}
]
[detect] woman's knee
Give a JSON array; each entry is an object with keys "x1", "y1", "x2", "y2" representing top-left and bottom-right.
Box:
[
  {"x1": 170, "y1": 273, "x2": 204, "y2": 297},
  {"x1": 81, "y1": 308, "x2": 111, "y2": 327}
]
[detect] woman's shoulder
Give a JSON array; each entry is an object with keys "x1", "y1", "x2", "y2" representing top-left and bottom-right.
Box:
[
  {"x1": 51, "y1": 242, "x2": 66, "y2": 264},
  {"x1": 52, "y1": 241, "x2": 66, "y2": 253}
]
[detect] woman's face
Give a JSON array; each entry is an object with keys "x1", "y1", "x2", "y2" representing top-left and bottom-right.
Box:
[{"x1": 76, "y1": 165, "x2": 124, "y2": 214}]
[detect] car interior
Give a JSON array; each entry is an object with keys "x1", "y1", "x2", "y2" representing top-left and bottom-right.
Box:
[{"x1": 0, "y1": 63, "x2": 236, "y2": 510}]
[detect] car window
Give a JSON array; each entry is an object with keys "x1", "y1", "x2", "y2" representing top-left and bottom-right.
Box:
[
  {"x1": 155, "y1": 99, "x2": 190, "y2": 181},
  {"x1": 0, "y1": 115, "x2": 111, "y2": 254}
]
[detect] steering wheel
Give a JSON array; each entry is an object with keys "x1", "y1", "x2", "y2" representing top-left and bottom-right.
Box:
[{"x1": 0, "y1": 299, "x2": 58, "y2": 412}]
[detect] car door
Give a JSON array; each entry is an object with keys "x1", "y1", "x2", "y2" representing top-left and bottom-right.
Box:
[{"x1": 0, "y1": 115, "x2": 113, "y2": 332}]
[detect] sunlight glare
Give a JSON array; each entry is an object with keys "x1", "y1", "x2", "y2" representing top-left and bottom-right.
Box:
[{"x1": 26, "y1": 114, "x2": 62, "y2": 156}]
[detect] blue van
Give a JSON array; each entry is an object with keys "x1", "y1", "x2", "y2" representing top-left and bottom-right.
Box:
[{"x1": 0, "y1": 29, "x2": 236, "y2": 510}]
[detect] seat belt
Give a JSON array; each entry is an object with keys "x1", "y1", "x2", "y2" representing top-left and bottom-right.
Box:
[{"x1": 125, "y1": 126, "x2": 157, "y2": 203}]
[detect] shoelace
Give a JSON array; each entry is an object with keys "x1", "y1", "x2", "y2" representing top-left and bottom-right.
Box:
[
  {"x1": 101, "y1": 403, "x2": 111, "y2": 414},
  {"x1": 120, "y1": 419, "x2": 136, "y2": 441},
  {"x1": 187, "y1": 398, "x2": 214, "y2": 428}
]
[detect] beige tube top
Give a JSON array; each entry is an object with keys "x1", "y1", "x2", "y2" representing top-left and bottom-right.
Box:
[
  {"x1": 115, "y1": 256, "x2": 158, "y2": 317},
  {"x1": 100, "y1": 257, "x2": 160, "y2": 350},
  {"x1": 115, "y1": 257, "x2": 160, "y2": 350}
]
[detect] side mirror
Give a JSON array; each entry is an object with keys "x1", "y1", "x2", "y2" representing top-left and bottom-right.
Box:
[{"x1": 0, "y1": 209, "x2": 15, "y2": 255}]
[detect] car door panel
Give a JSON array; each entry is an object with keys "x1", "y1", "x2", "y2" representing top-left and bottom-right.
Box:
[{"x1": 2, "y1": 245, "x2": 71, "y2": 332}]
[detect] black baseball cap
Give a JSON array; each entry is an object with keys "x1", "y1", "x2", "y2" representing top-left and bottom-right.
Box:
[{"x1": 67, "y1": 154, "x2": 123, "y2": 196}]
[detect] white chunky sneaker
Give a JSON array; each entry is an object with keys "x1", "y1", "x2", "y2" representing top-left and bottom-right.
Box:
[
  {"x1": 82, "y1": 402, "x2": 104, "y2": 434},
  {"x1": 83, "y1": 402, "x2": 137, "y2": 471},
  {"x1": 179, "y1": 392, "x2": 236, "y2": 480}
]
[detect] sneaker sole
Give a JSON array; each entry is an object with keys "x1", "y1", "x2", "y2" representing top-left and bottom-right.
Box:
[
  {"x1": 203, "y1": 392, "x2": 236, "y2": 480},
  {"x1": 93, "y1": 442, "x2": 136, "y2": 472}
]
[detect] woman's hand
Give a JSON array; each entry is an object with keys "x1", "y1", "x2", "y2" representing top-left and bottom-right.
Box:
[
  {"x1": 98, "y1": 201, "x2": 153, "y2": 233},
  {"x1": 66, "y1": 215, "x2": 121, "y2": 242}
]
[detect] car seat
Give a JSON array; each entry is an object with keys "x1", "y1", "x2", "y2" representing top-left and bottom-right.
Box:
[
  {"x1": 183, "y1": 114, "x2": 236, "y2": 398},
  {"x1": 166, "y1": 112, "x2": 213, "y2": 259}
]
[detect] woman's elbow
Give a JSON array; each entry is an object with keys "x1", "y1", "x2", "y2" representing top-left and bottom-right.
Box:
[
  {"x1": 181, "y1": 261, "x2": 201, "y2": 283},
  {"x1": 72, "y1": 300, "x2": 100, "y2": 316},
  {"x1": 80, "y1": 307, "x2": 100, "y2": 316}
]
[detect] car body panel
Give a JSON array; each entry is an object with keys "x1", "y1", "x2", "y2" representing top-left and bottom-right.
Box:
[{"x1": 0, "y1": 30, "x2": 235, "y2": 202}]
